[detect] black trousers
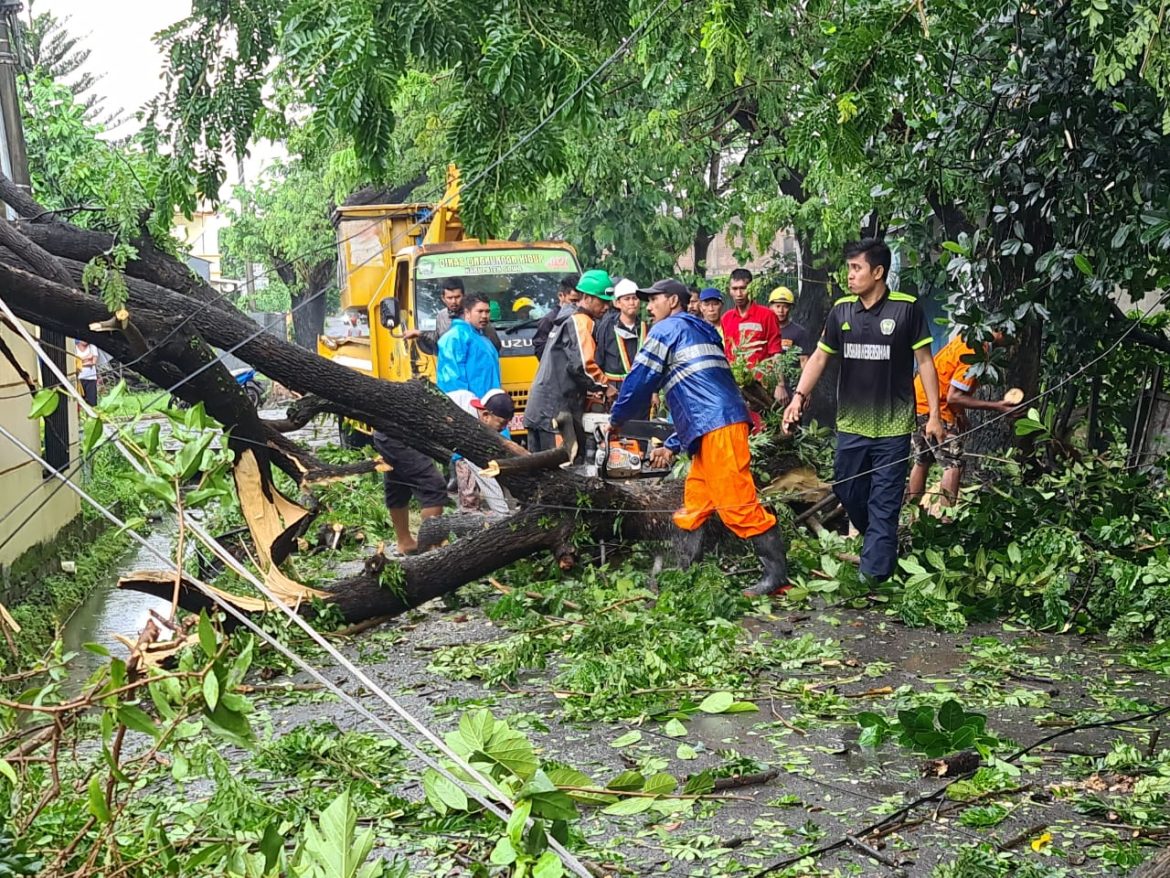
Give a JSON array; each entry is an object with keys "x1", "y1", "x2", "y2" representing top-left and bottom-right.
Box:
[
  {"x1": 833, "y1": 432, "x2": 910, "y2": 580},
  {"x1": 525, "y1": 423, "x2": 586, "y2": 463},
  {"x1": 526, "y1": 427, "x2": 559, "y2": 453},
  {"x1": 370, "y1": 431, "x2": 448, "y2": 510},
  {"x1": 81, "y1": 378, "x2": 98, "y2": 407}
]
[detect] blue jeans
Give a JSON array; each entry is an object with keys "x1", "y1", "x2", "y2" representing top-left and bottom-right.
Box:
[{"x1": 833, "y1": 432, "x2": 911, "y2": 580}]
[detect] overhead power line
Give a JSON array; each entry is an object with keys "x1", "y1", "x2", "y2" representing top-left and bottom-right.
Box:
[{"x1": 0, "y1": 5, "x2": 693, "y2": 875}]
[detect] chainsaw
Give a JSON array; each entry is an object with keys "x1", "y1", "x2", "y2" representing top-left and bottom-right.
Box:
[{"x1": 581, "y1": 413, "x2": 676, "y2": 479}]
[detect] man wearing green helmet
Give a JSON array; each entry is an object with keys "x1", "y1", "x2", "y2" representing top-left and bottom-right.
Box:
[{"x1": 523, "y1": 269, "x2": 615, "y2": 455}]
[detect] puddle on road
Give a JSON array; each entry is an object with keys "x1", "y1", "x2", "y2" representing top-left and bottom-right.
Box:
[
  {"x1": 685, "y1": 710, "x2": 766, "y2": 742},
  {"x1": 59, "y1": 524, "x2": 176, "y2": 686}
]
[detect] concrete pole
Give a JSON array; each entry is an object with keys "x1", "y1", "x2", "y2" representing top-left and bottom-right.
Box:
[{"x1": 0, "y1": 2, "x2": 29, "y2": 190}]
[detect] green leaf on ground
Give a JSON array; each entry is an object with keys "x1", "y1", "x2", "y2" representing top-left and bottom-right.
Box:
[
  {"x1": 490, "y1": 837, "x2": 517, "y2": 866},
  {"x1": 519, "y1": 770, "x2": 578, "y2": 820},
  {"x1": 642, "y1": 773, "x2": 677, "y2": 796},
  {"x1": 610, "y1": 730, "x2": 642, "y2": 748},
  {"x1": 602, "y1": 796, "x2": 654, "y2": 816},
  {"x1": 606, "y1": 770, "x2": 645, "y2": 791},
  {"x1": 423, "y1": 769, "x2": 469, "y2": 814},
  {"x1": 698, "y1": 691, "x2": 735, "y2": 714},
  {"x1": 683, "y1": 771, "x2": 715, "y2": 795},
  {"x1": 533, "y1": 851, "x2": 563, "y2": 878},
  {"x1": 663, "y1": 718, "x2": 687, "y2": 737},
  {"x1": 724, "y1": 701, "x2": 759, "y2": 714}
]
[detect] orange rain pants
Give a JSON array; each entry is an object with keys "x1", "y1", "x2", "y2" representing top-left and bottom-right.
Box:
[{"x1": 673, "y1": 422, "x2": 776, "y2": 538}]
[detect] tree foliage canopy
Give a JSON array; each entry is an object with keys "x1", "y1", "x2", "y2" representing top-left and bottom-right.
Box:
[
  {"x1": 23, "y1": 77, "x2": 167, "y2": 239},
  {"x1": 147, "y1": 0, "x2": 1170, "y2": 395}
]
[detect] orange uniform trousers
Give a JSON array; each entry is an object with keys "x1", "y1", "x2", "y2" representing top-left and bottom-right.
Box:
[{"x1": 672, "y1": 422, "x2": 776, "y2": 538}]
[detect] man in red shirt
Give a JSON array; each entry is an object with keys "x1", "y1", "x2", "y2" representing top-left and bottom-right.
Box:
[{"x1": 720, "y1": 268, "x2": 782, "y2": 367}]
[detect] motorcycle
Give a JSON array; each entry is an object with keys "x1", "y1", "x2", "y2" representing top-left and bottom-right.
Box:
[
  {"x1": 171, "y1": 367, "x2": 265, "y2": 410},
  {"x1": 234, "y1": 368, "x2": 265, "y2": 408}
]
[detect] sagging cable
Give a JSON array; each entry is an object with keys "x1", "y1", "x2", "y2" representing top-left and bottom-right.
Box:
[{"x1": 0, "y1": 303, "x2": 594, "y2": 878}]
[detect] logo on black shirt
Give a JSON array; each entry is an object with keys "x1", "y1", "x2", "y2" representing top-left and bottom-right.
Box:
[{"x1": 844, "y1": 343, "x2": 892, "y2": 360}]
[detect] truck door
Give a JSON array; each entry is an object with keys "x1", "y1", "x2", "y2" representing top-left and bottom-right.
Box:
[
  {"x1": 373, "y1": 258, "x2": 412, "y2": 383},
  {"x1": 404, "y1": 257, "x2": 438, "y2": 382}
]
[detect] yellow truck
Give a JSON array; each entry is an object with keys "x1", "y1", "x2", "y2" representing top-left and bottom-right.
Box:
[{"x1": 318, "y1": 169, "x2": 580, "y2": 442}]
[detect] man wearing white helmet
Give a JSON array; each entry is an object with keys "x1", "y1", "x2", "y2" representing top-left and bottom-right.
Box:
[{"x1": 594, "y1": 278, "x2": 649, "y2": 415}]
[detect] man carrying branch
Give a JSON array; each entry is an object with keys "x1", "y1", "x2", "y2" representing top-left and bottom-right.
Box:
[
  {"x1": 783, "y1": 239, "x2": 945, "y2": 586},
  {"x1": 907, "y1": 331, "x2": 1017, "y2": 508},
  {"x1": 610, "y1": 279, "x2": 791, "y2": 598}
]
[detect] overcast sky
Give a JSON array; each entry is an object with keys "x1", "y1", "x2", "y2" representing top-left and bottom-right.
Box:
[
  {"x1": 39, "y1": 0, "x2": 190, "y2": 135},
  {"x1": 38, "y1": 0, "x2": 282, "y2": 187}
]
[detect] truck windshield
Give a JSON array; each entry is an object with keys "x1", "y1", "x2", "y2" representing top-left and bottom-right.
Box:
[{"x1": 414, "y1": 248, "x2": 578, "y2": 331}]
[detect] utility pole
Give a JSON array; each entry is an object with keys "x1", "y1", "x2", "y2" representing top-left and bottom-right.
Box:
[
  {"x1": 0, "y1": 0, "x2": 70, "y2": 474},
  {"x1": 0, "y1": 0, "x2": 28, "y2": 194}
]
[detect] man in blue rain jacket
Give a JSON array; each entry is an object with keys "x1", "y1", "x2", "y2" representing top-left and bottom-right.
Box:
[
  {"x1": 609, "y1": 279, "x2": 790, "y2": 597},
  {"x1": 437, "y1": 293, "x2": 501, "y2": 399}
]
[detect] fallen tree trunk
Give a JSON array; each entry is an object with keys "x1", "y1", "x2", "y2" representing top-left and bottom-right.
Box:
[
  {"x1": 122, "y1": 507, "x2": 577, "y2": 623},
  {"x1": 0, "y1": 178, "x2": 799, "y2": 626},
  {"x1": 417, "y1": 511, "x2": 512, "y2": 552}
]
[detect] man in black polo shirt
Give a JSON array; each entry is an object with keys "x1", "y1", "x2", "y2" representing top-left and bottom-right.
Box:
[{"x1": 782, "y1": 238, "x2": 945, "y2": 583}]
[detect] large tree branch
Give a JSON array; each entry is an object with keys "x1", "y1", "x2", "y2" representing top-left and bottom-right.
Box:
[
  {"x1": 0, "y1": 208, "x2": 767, "y2": 627},
  {"x1": 0, "y1": 216, "x2": 74, "y2": 289},
  {"x1": 0, "y1": 172, "x2": 45, "y2": 221},
  {"x1": 0, "y1": 241, "x2": 681, "y2": 537},
  {"x1": 1111, "y1": 302, "x2": 1170, "y2": 355},
  {"x1": 0, "y1": 173, "x2": 234, "y2": 314},
  {"x1": 0, "y1": 259, "x2": 297, "y2": 485}
]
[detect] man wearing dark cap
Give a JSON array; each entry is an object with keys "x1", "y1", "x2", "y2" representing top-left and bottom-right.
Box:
[
  {"x1": 609, "y1": 279, "x2": 791, "y2": 597},
  {"x1": 698, "y1": 287, "x2": 724, "y2": 339},
  {"x1": 448, "y1": 389, "x2": 516, "y2": 513},
  {"x1": 524, "y1": 269, "x2": 614, "y2": 455}
]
